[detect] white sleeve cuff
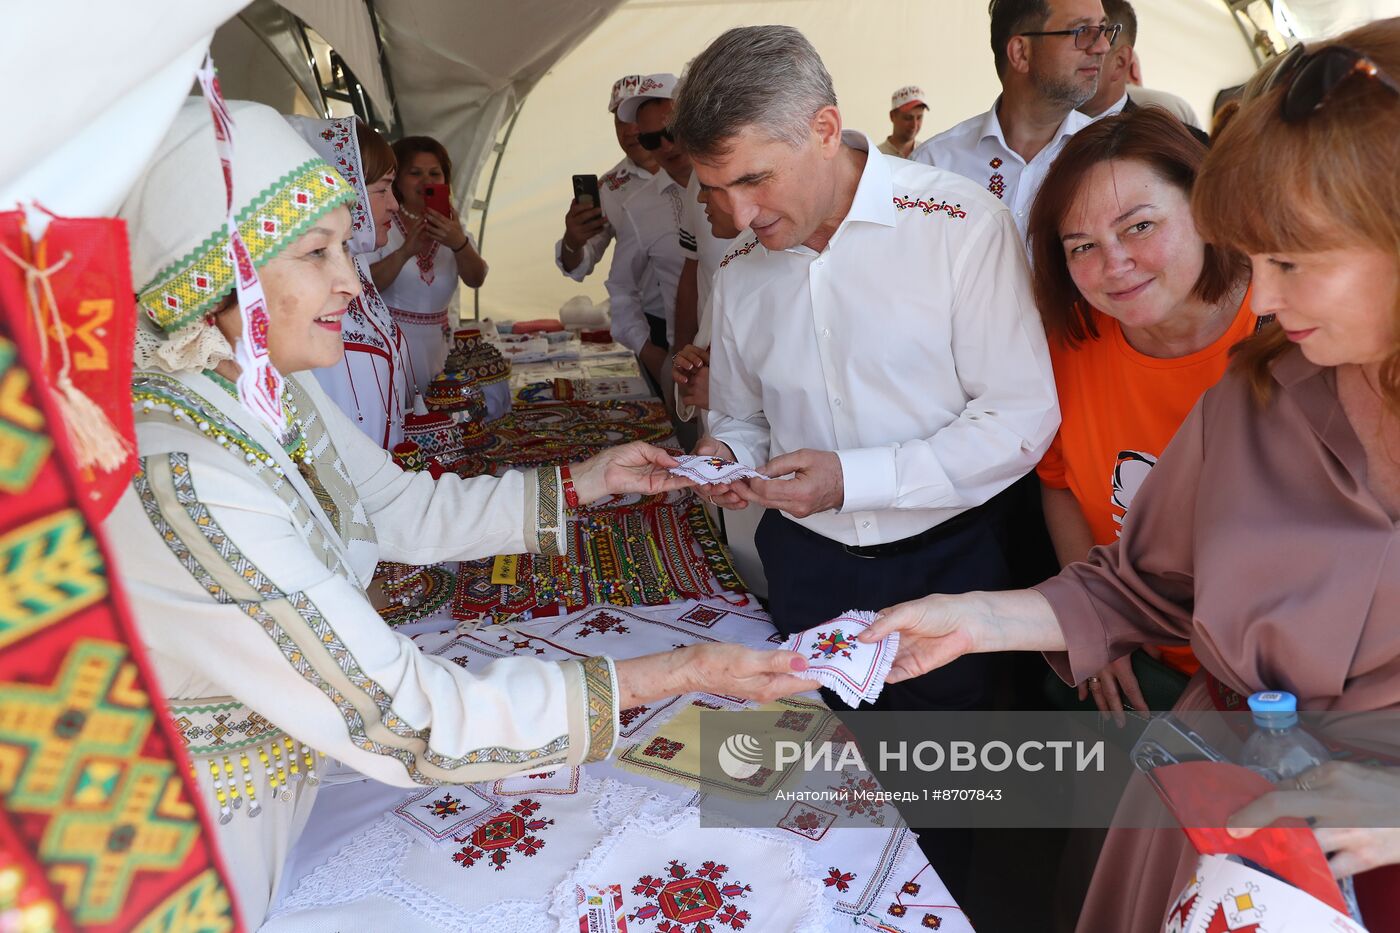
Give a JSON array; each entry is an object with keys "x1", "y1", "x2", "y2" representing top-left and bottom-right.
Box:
[
  {"x1": 835, "y1": 446, "x2": 898, "y2": 514},
  {"x1": 554, "y1": 239, "x2": 589, "y2": 283}
]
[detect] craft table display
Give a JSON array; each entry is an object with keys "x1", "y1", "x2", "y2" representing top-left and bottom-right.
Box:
[
  {"x1": 263, "y1": 598, "x2": 974, "y2": 933},
  {"x1": 478, "y1": 399, "x2": 674, "y2": 470},
  {"x1": 451, "y1": 499, "x2": 748, "y2": 621}
]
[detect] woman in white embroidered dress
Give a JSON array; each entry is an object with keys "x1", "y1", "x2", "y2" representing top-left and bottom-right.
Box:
[
  {"x1": 111, "y1": 99, "x2": 818, "y2": 926},
  {"x1": 368, "y1": 135, "x2": 487, "y2": 395},
  {"x1": 291, "y1": 116, "x2": 413, "y2": 449}
]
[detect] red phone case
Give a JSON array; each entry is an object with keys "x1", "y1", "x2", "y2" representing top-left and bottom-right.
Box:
[{"x1": 424, "y1": 185, "x2": 451, "y2": 216}]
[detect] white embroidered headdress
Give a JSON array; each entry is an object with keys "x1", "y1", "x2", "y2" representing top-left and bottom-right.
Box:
[{"x1": 120, "y1": 99, "x2": 353, "y2": 375}]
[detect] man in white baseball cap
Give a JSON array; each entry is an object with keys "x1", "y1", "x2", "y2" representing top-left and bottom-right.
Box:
[
  {"x1": 878, "y1": 85, "x2": 928, "y2": 158},
  {"x1": 553, "y1": 74, "x2": 660, "y2": 281},
  {"x1": 605, "y1": 73, "x2": 692, "y2": 404}
]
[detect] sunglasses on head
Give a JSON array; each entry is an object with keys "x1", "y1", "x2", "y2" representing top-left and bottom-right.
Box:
[
  {"x1": 1265, "y1": 42, "x2": 1400, "y2": 122},
  {"x1": 638, "y1": 128, "x2": 674, "y2": 151}
]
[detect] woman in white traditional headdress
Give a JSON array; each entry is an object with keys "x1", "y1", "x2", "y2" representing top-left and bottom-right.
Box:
[
  {"x1": 366, "y1": 135, "x2": 485, "y2": 396},
  {"x1": 110, "y1": 97, "x2": 818, "y2": 925},
  {"x1": 287, "y1": 114, "x2": 412, "y2": 450}
]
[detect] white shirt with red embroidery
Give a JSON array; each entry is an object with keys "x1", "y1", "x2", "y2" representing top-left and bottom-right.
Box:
[
  {"x1": 604, "y1": 166, "x2": 689, "y2": 353},
  {"x1": 910, "y1": 98, "x2": 1094, "y2": 239},
  {"x1": 553, "y1": 157, "x2": 646, "y2": 281},
  {"x1": 707, "y1": 131, "x2": 1059, "y2": 547}
]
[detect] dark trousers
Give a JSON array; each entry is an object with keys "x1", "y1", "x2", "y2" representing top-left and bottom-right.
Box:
[
  {"x1": 754, "y1": 505, "x2": 1015, "y2": 904},
  {"x1": 755, "y1": 507, "x2": 1011, "y2": 712}
]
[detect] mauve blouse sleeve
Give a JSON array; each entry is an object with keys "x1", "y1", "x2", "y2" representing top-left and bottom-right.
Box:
[{"x1": 1034, "y1": 397, "x2": 1206, "y2": 686}]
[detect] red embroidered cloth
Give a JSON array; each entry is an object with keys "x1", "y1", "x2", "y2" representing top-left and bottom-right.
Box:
[{"x1": 0, "y1": 214, "x2": 241, "y2": 932}]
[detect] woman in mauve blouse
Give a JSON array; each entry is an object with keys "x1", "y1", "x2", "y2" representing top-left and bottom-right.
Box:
[{"x1": 860, "y1": 19, "x2": 1400, "y2": 933}]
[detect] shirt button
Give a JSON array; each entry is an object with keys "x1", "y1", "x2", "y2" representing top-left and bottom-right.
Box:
[
  {"x1": 862, "y1": 521, "x2": 871, "y2": 529},
  {"x1": 833, "y1": 397, "x2": 843, "y2": 407},
  {"x1": 821, "y1": 328, "x2": 831, "y2": 338}
]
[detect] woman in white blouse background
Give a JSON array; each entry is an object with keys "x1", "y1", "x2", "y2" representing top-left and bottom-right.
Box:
[{"x1": 369, "y1": 135, "x2": 487, "y2": 395}]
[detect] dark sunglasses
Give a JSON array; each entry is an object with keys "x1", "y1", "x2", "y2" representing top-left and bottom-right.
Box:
[
  {"x1": 638, "y1": 128, "x2": 674, "y2": 151},
  {"x1": 1018, "y1": 22, "x2": 1121, "y2": 51},
  {"x1": 1265, "y1": 42, "x2": 1400, "y2": 122}
]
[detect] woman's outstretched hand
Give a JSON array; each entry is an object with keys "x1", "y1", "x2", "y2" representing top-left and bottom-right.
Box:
[
  {"x1": 570, "y1": 443, "x2": 694, "y2": 505},
  {"x1": 859, "y1": 589, "x2": 1066, "y2": 682}
]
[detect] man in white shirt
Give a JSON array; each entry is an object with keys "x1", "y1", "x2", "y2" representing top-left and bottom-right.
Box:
[
  {"x1": 606, "y1": 74, "x2": 692, "y2": 388},
  {"x1": 911, "y1": 0, "x2": 1113, "y2": 237},
  {"x1": 553, "y1": 75, "x2": 659, "y2": 281},
  {"x1": 877, "y1": 86, "x2": 927, "y2": 158},
  {"x1": 672, "y1": 26, "x2": 1059, "y2": 715},
  {"x1": 1080, "y1": 0, "x2": 1211, "y2": 144}
]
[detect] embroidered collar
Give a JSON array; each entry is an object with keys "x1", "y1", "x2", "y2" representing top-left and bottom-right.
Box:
[{"x1": 977, "y1": 96, "x2": 1094, "y2": 163}]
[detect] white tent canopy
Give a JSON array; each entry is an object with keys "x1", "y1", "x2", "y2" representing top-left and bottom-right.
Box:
[{"x1": 4, "y1": 0, "x2": 1395, "y2": 264}]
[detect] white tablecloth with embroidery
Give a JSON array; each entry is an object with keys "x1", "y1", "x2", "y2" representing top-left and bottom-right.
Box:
[{"x1": 262, "y1": 598, "x2": 973, "y2": 933}]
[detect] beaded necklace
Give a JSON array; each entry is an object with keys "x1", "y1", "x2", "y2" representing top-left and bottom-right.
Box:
[{"x1": 204, "y1": 370, "x2": 312, "y2": 465}]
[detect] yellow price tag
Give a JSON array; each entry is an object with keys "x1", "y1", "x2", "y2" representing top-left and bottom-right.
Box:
[{"x1": 491, "y1": 554, "x2": 520, "y2": 585}]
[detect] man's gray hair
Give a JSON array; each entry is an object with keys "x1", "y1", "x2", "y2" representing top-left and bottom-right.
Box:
[{"x1": 670, "y1": 25, "x2": 837, "y2": 158}]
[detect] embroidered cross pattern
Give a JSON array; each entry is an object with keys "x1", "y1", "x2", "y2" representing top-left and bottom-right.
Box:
[
  {"x1": 450, "y1": 798, "x2": 553, "y2": 872},
  {"x1": 810, "y1": 629, "x2": 854, "y2": 660},
  {"x1": 643, "y1": 737, "x2": 685, "y2": 760},
  {"x1": 575, "y1": 611, "x2": 631, "y2": 638},
  {"x1": 630, "y1": 859, "x2": 754, "y2": 931},
  {"x1": 423, "y1": 793, "x2": 465, "y2": 819},
  {"x1": 829, "y1": 774, "x2": 889, "y2": 826}
]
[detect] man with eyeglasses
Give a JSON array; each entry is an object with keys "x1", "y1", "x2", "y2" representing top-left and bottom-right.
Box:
[
  {"x1": 606, "y1": 74, "x2": 693, "y2": 393},
  {"x1": 912, "y1": 0, "x2": 1114, "y2": 239}
]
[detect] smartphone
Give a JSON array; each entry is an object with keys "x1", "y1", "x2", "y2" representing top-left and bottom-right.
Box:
[
  {"x1": 1130, "y1": 714, "x2": 1229, "y2": 774},
  {"x1": 572, "y1": 174, "x2": 601, "y2": 210},
  {"x1": 423, "y1": 184, "x2": 452, "y2": 216}
]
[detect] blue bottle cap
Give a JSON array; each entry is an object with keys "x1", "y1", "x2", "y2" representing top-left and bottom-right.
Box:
[{"x1": 1248, "y1": 690, "x2": 1298, "y2": 727}]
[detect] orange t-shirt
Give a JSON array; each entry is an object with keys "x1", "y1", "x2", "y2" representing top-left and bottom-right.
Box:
[{"x1": 1037, "y1": 293, "x2": 1256, "y2": 675}]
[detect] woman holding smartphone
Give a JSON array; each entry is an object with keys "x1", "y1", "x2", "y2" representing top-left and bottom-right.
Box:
[{"x1": 368, "y1": 135, "x2": 487, "y2": 395}]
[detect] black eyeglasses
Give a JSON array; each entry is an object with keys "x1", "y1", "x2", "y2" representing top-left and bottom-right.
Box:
[
  {"x1": 1264, "y1": 42, "x2": 1400, "y2": 123},
  {"x1": 638, "y1": 128, "x2": 674, "y2": 151},
  {"x1": 1018, "y1": 22, "x2": 1121, "y2": 50}
]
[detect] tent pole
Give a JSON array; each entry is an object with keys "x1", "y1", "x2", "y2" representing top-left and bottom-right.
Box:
[{"x1": 472, "y1": 103, "x2": 524, "y2": 322}]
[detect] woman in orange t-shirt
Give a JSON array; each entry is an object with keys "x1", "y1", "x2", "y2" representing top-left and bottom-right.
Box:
[{"x1": 1025, "y1": 108, "x2": 1253, "y2": 715}]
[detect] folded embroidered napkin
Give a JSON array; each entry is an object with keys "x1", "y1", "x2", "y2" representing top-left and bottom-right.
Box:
[
  {"x1": 667, "y1": 454, "x2": 768, "y2": 485},
  {"x1": 780, "y1": 610, "x2": 898, "y2": 707}
]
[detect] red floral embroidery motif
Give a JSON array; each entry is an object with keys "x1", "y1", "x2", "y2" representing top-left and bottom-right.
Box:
[
  {"x1": 449, "y1": 798, "x2": 553, "y2": 871},
  {"x1": 987, "y1": 174, "x2": 1006, "y2": 200},
  {"x1": 620, "y1": 705, "x2": 650, "y2": 728},
  {"x1": 923, "y1": 914, "x2": 943, "y2": 929},
  {"x1": 629, "y1": 859, "x2": 753, "y2": 931},
  {"x1": 823, "y1": 867, "x2": 857, "y2": 892},
  {"x1": 989, "y1": 157, "x2": 1003, "y2": 169},
  {"x1": 902, "y1": 880, "x2": 922, "y2": 896},
  {"x1": 643, "y1": 737, "x2": 685, "y2": 760}
]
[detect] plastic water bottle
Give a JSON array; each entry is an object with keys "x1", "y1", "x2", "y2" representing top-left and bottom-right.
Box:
[
  {"x1": 1240, "y1": 690, "x2": 1362, "y2": 924},
  {"x1": 1240, "y1": 691, "x2": 1330, "y2": 783}
]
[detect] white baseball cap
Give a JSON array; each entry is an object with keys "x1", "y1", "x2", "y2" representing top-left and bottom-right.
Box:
[
  {"x1": 608, "y1": 75, "x2": 644, "y2": 114},
  {"x1": 616, "y1": 73, "x2": 679, "y2": 123},
  {"x1": 891, "y1": 85, "x2": 928, "y2": 113}
]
